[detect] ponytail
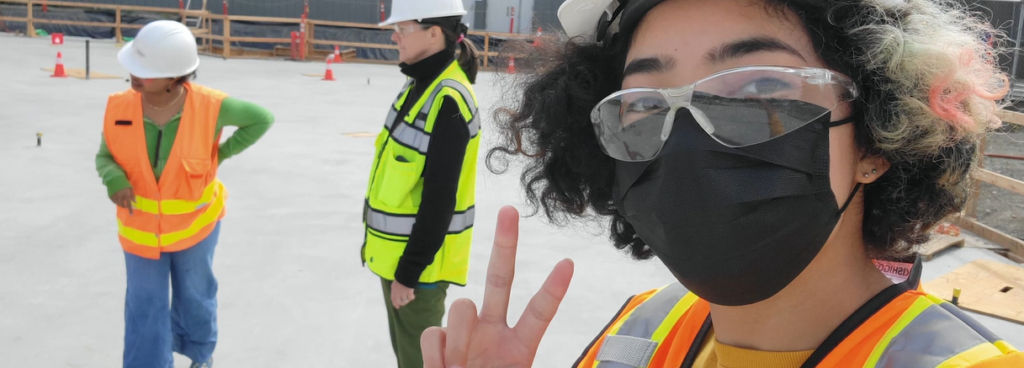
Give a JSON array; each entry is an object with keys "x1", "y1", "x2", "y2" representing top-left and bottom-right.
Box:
[
  {"x1": 456, "y1": 34, "x2": 479, "y2": 84},
  {"x1": 433, "y1": 19, "x2": 478, "y2": 84}
]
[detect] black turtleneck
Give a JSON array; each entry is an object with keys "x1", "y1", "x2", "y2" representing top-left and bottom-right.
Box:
[{"x1": 392, "y1": 50, "x2": 471, "y2": 288}]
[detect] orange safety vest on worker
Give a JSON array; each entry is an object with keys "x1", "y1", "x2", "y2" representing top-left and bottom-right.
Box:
[
  {"x1": 102, "y1": 83, "x2": 228, "y2": 260},
  {"x1": 575, "y1": 259, "x2": 1022, "y2": 368}
]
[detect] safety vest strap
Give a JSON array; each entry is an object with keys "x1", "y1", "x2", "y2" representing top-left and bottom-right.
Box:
[
  {"x1": 384, "y1": 80, "x2": 414, "y2": 129},
  {"x1": 419, "y1": 79, "x2": 480, "y2": 138},
  {"x1": 365, "y1": 205, "x2": 475, "y2": 237},
  {"x1": 595, "y1": 283, "x2": 693, "y2": 368}
]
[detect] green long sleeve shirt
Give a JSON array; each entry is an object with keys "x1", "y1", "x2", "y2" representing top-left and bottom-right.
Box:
[{"x1": 95, "y1": 97, "x2": 274, "y2": 197}]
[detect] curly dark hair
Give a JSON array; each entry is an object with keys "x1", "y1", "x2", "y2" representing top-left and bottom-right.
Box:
[{"x1": 487, "y1": 0, "x2": 1008, "y2": 260}]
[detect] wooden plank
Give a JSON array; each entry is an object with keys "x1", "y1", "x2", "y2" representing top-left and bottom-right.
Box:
[
  {"x1": 956, "y1": 216, "x2": 1024, "y2": 259},
  {"x1": 309, "y1": 39, "x2": 398, "y2": 50},
  {"x1": 41, "y1": 67, "x2": 119, "y2": 79},
  {"x1": 114, "y1": 7, "x2": 121, "y2": 45},
  {"x1": 307, "y1": 19, "x2": 388, "y2": 30},
  {"x1": 966, "y1": 136, "x2": 987, "y2": 218},
  {"x1": 30, "y1": 19, "x2": 114, "y2": 28},
  {"x1": 918, "y1": 234, "x2": 966, "y2": 261},
  {"x1": 341, "y1": 132, "x2": 379, "y2": 138},
  {"x1": 996, "y1": 110, "x2": 1024, "y2": 127},
  {"x1": 1009, "y1": 253, "x2": 1024, "y2": 264},
  {"x1": 26, "y1": 1, "x2": 33, "y2": 38},
  {"x1": 222, "y1": 18, "x2": 230, "y2": 58},
  {"x1": 304, "y1": 22, "x2": 312, "y2": 60},
  {"x1": 484, "y1": 33, "x2": 490, "y2": 68},
  {"x1": 924, "y1": 260, "x2": 1024, "y2": 324},
  {"x1": 223, "y1": 36, "x2": 290, "y2": 43},
  {"x1": 226, "y1": 15, "x2": 301, "y2": 24},
  {"x1": 0, "y1": 16, "x2": 28, "y2": 22},
  {"x1": 974, "y1": 168, "x2": 1024, "y2": 197}
]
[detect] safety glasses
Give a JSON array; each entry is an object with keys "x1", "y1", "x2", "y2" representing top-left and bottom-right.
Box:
[
  {"x1": 393, "y1": 23, "x2": 429, "y2": 37},
  {"x1": 591, "y1": 66, "x2": 858, "y2": 162}
]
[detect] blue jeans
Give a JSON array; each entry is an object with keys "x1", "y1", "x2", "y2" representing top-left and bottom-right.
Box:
[{"x1": 123, "y1": 222, "x2": 220, "y2": 368}]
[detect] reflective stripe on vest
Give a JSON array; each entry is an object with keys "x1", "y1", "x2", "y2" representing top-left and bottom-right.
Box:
[
  {"x1": 595, "y1": 284, "x2": 695, "y2": 368},
  {"x1": 131, "y1": 179, "x2": 220, "y2": 215},
  {"x1": 384, "y1": 80, "x2": 414, "y2": 130},
  {"x1": 868, "y1": 295, "x2": 1002, "y2": 368},
  {"x1": 366, "y1": 206, "x2": 475, "y2": 236},
  {"x1": 385, "y1": 80, "x2": 480, "y2": 153}
]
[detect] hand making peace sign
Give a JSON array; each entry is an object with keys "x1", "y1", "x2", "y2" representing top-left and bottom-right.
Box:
[{"x1": 421, "y1": 206, "x2": 576, "y2": 368}]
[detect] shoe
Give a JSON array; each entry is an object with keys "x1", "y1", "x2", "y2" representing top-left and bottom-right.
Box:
[{"x1": 190, "y1": 358, "x2": 213, "y2": 368}]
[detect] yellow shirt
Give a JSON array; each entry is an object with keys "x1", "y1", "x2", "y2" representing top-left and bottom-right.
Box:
[{"x1": 693, "y1": 329, "x2": 813, "y2": 368}]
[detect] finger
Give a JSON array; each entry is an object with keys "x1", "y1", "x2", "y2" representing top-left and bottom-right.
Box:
[
  {"x1": 421, "y1": 327, "x2": 447, "y2": 368},
  {"x1": 480, "y1": 205, "x2": 520, "y2": 324},
  {"x1": 514, "y1": 258, "x2": 575, "y2": 346},
  {"x1": 128, "y1": 200, "x2": 134, "y2": 216},
  {"x1": 392, "y1": 288, "x2": 402, "y2": 309},
  {"x1": 444, "y1": 298, "x2": 479, "y2": 368}
]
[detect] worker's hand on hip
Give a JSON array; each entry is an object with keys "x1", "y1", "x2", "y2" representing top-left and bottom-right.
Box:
[
  {"x1": 111, "y1": 187, "x2": 135, "y2": 215},
  {"x1": 391, "y1": 280, "x2": 416, "y2": 309},
  {"x1": 421, "y1": 206, "x2": 575, "y2": 368}
]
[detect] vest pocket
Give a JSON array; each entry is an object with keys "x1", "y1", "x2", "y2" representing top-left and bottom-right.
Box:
[
  {"x1": 377, "y1": 150, "x2": 421, "y2": 209},
  {"x1": 180, "y1": 158, "x2": 212, "y2": 200}
]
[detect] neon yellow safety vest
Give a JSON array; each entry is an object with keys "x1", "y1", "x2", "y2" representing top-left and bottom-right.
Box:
[{"x1": 362, "y1": 61, "x2": 480, "y2": 286}]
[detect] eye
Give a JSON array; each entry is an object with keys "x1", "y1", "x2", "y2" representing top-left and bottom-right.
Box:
[
  {"x1": 622, "y1": 97, "x2": 668, "y2": 114},
  {"x1": 738, "y1": 78, "x2": 795, "y2": 97}
]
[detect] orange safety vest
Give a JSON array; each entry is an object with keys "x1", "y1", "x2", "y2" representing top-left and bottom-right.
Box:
[
  {"x1": 102, "y1": 83, "x2": 228, "y2": 260},
  {"x1": 575, "y1": 258, "x2": 1022, "y2": 368}
]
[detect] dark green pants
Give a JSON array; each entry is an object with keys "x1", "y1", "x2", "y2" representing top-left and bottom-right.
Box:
[{"x1": 380, "y1": 278, "x2": 449, "y2": 368}]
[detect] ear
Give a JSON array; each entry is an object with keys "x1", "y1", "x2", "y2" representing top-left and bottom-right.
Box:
[{"x1": 856, "y1": 154, "x2": 890, "y2": 184}]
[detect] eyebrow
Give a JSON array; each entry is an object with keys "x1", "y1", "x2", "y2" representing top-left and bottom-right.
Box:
[
  {"x1": 623, "y1": 55, "x2": 677, "y2": 78},
  {"x1": 705, "y1": 36, "x2": 806, "y2": 64}
]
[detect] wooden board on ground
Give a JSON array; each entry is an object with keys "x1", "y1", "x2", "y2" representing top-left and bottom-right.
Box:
[
  {"x1": 342, "y1": 132, "x2": 377, "y2": 138},
  {"x1": 41, "y1": 68, "x2": 120, "y2": 79},
  {"x1": 918, "y1": 234, "x2": 966, "y2": 261},
  {"x1": 924, "y1": 260, "x2": 1024, "y2": 325}
]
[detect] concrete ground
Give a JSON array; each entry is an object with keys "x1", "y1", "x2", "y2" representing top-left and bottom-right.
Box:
[{"x1": 0, "y1": 34, "x2": 1021, "y2": 367}]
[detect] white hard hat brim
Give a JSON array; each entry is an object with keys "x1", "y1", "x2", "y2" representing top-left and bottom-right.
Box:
[
  {"x1": 378, "y1": 10, "x2": 468, "y2": 27},
  {"x1": 558, "y1": 0, "x2": 616, "y2": 39},
  {"x1": 118, "y1": 40, "x2": 201, "y2": 79}
]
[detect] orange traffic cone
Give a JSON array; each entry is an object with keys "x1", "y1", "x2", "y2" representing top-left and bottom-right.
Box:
[
  {"x1": 532, "y1": 27, "x2": 542, "y2": 47},
  {"x1": 323, "y1": 56, "x2": 336, "y2": 81},
  {"x1": 507, "y1": 57, "x2": 516, "y2": 74},
  {"x1": 333, "y1": 45, "x2": 342, "y2": 63},
  {"x1": 51, "y1": 52, "x2": 67, "y2": 78}
]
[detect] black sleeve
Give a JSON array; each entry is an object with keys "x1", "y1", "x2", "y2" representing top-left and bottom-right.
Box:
[{"x1": 394, "y1": 96, "x2": 470, "y2": 288}]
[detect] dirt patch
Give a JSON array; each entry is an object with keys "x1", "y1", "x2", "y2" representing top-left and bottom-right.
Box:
[{"x1": 975, "y1": 127, "x2": 1024, "y2": 240}]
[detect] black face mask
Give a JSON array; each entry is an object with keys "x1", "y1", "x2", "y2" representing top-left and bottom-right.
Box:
[{"x1": 613, "y1": 103, "x2": 859, "y2": 306}]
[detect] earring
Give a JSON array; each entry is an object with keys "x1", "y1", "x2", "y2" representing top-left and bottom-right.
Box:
[
  {"x1": 871, "y1": 169, "x2": 878, "y2": 174},
  {"x1": 863, "y1": 173, "x2": 870, "y2": 178}
]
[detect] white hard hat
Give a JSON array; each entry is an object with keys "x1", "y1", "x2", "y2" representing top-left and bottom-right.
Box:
[
  {"x1": 118, "y1": 20, "x2": 200, "y2": 78},
  {"x1": 379, "y1": 0, "x2": 467, "y2": 27},
  {"x1": 558, "y1": 0, "x2": 665, "y2": 42}
]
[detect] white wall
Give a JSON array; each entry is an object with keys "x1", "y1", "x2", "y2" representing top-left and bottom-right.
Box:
[{"x1": 483, "y1": 0, "x2": 535, "y2": 34}]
